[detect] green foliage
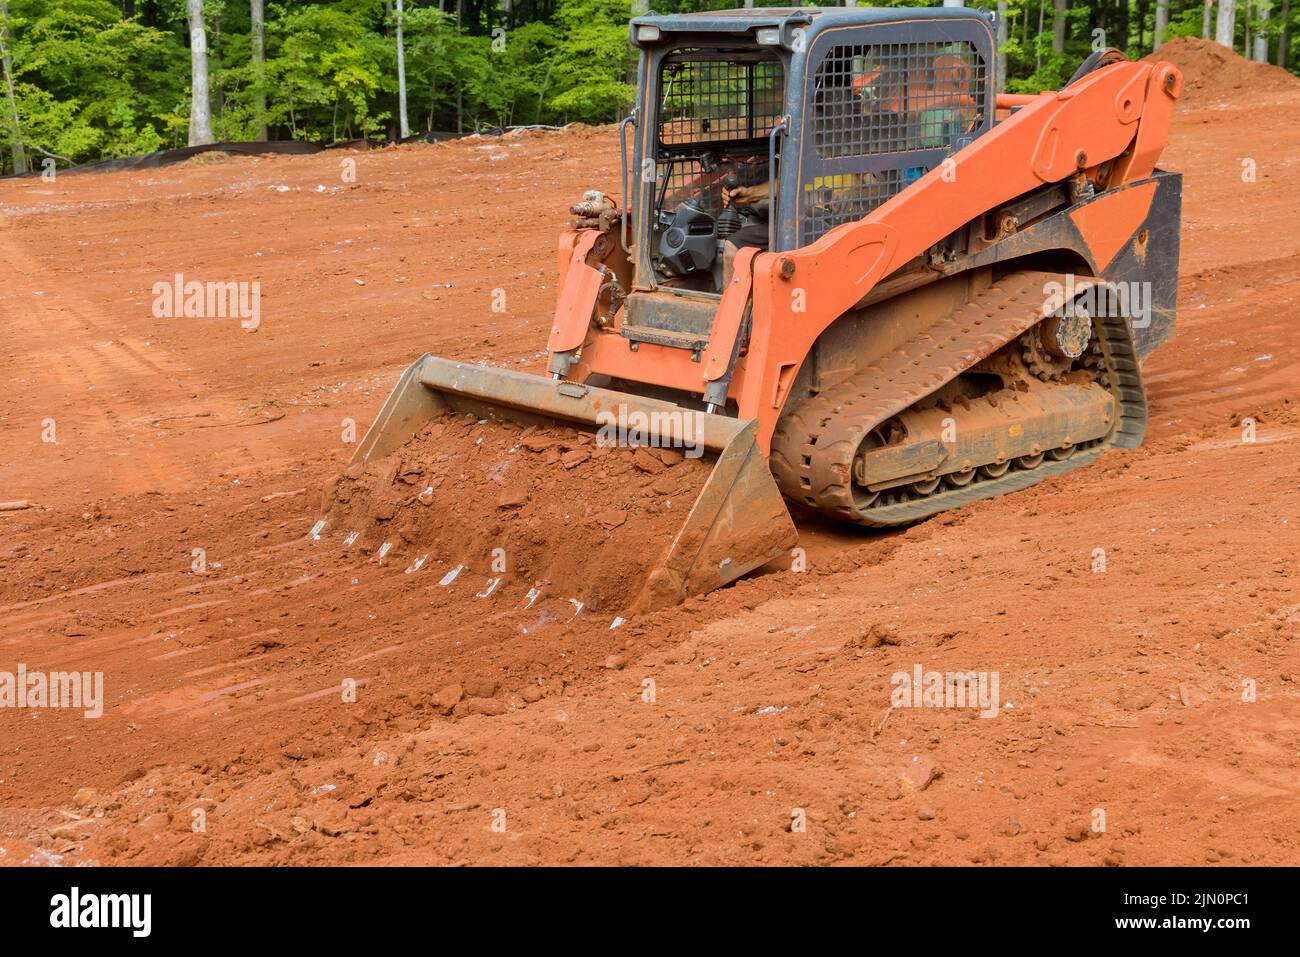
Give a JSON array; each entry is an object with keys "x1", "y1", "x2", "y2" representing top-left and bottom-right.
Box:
[
  {"x1": 547, "y1": 0, "x2": 633, "y2": 122},
  {"x1": 1167, "y1": 7, "x2": 1208, "y2": 42},
  {"x1": 1006, "y1": 28, "x2": 1072, "y2": 94},
  {"x1": 262, "y1": 1, "x2": 393, "y2": 140},
  {"x1": 3, "y1": 0, "x2": 184, "y2": 160},
  {"x1": 1, "y1": 0, "x2": 1297, "y2": 173}
]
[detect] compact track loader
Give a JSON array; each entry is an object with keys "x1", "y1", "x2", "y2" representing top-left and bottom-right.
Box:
[{"x1": 348, "y1": 7, "x2": 1182, "y2": 609}]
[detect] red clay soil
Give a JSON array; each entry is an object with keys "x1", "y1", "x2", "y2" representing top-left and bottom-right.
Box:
[
  {"x1": 322, "y1": 414, "x2": 711, "y2": 613},
  {"x1": 0, "y1": 50, "x2": 1298, "y2": 866},
  {"x1": 1147, "y1": 36, "x2": 1299, "y2": 106}
]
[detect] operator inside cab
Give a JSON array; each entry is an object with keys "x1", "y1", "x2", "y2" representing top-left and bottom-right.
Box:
[
  {"x1": 719, "y1": 158, "x2": 770, "y2": 286},
  {"x1": 715, "y1": 52, "x2": 859, "y2": 286}
]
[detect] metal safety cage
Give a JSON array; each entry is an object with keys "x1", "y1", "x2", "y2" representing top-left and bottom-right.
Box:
[
  {"x1": 656, "y1": 51, "x2": 784, "y2": 217},
  {"x1": 628, "y1": 39, "x2": 792, "y2": 291},
  {"x1": 782, "y1": 17, "x2": 996, "y2": 249}
]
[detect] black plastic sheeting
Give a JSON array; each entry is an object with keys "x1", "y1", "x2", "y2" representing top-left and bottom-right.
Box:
[
  {"x1": 43, "y1": 139, "x2": 343, "y2": 177},
  {"x1": 397, "y1": 130, "x2": 465, "y2": 145}
]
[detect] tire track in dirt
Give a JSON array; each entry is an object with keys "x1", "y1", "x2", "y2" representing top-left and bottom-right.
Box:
[
  {"x1": 0, "y1": 234, "x2": 199, "y2": 497},
  {"x1": 0, "y1": 232, "x2": 321, "y2": 504}
]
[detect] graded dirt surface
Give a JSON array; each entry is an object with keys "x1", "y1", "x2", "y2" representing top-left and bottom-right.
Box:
[{"x1": 1, "y1": 52, "x2": 1297, "y2": 866}]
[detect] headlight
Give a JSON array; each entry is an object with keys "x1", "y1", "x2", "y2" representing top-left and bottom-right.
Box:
[
  {"x1": 756, "y1": 27, "x2": 781, "y2": 46},
  {"x1": 636, "y1": 25, "x2": 661, "y2": 43}
]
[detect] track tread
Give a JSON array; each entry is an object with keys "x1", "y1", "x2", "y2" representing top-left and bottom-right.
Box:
[{"x1": 768, "y1": 271, "x2": 1147, "y2": 527}]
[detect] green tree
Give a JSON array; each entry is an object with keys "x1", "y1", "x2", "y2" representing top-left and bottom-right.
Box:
[
  {"x1": 4, "y1": 0, "x2": 183, "y2": 162},
  {"x1": 548, "y1": 0, "x2": 633, "y2": 123},
  {"x1": 263, "y1": 0, "x2": 391, "y2": 141}
]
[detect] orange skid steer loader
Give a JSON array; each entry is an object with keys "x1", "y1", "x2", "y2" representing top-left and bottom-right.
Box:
[{"x1": 340, "y1": 7, "x2": 1182, "y2": 610}]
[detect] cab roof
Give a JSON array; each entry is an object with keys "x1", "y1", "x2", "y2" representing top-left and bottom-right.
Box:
[{"x1": 630, "y1": 6, "x2": 993, "y2": 47}]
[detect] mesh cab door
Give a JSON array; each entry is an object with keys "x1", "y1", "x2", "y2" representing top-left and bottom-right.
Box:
[{"x1": 795, "y1": 21, "x2": 994, "y2": 248}]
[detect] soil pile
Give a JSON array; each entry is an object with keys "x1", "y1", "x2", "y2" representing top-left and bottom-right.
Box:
[
  {"x1": 1147, "y1": 36, "x2": 1299, "y2": 106},
  {"x1": 320, "y1": 414, "x2": 712, "y2": 613}
]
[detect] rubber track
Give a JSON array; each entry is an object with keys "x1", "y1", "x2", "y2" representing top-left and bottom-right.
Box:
[{"x1": 768, "y1": 271, "x2": 1147, "y2": 527}]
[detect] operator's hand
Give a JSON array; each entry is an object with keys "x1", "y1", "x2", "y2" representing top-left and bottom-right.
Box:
[{"x1": 722, "y1": 181, "x2": 770, "y2": 208}]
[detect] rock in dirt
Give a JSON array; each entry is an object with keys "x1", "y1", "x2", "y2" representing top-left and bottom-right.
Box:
[
  {"x1": 497, "y1": 486, "x2": 529, "y2": 509},
  {"x1": 520, "y1": 434, "x2": 562, "y2": 452},
  {"x1": 431, "y1": 684, "x2": 464, "y2": 714},
  {"x1": 631, "y1": 448, "x2": 665, "y2": 474},
  {"x1": 848, "y1": 623, "x2": 902, "y2": 649},
  {"x1": 1064, "y1": 822, "x2": 1092, "y2": 843},
  {"x1": 899, "y1": 756, "x2": 941, "y2": 793},
  {"x1": 463, "y1": 676, "x2": 498, "y2": 699}
]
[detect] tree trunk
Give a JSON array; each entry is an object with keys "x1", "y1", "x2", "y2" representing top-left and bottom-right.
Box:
[
  {"x1": 997, "y1": 1, "x2": 1008, "y2": 93},
  {"x1": 0, "y1": 0, "x2": 26, "y2": 174},
  {"x1": 250, "y1": 0, "x2": 266, "y2": 141},
  {"x1": 1155, "y1": 0, "x2": 1170, "y2": 48},
  {"x1": 1248, "y1": 0, "x2": 1268, "y2": 60},
  {"x1": 456, "y1": 0, "x2": 463, "y2": 134},
  {"x1": 1280, "y1": 0, "x2": 1292, "y2": 66},
  {"x1": 1203, "y1": 1, "x2": 1214, "y2": 40},
  {"x1": 535, "y1": 64, "x2": 552, "y2": 125},
  {"x1": 1036, "y1": 0, "x2": 1045, "y2": 74},
  {"x1": 396, "y1": 0, "x2": 409, "y2": 138},
  {"x1": 1053, "y1": 0, "x2": 1069, "y2": 55},
  {"x1": 213, "y1": 14, "x2": 222, "y2": 129},
  {"x1": 1216, "y1": 0, "x2": 1237, "y2": 49},
  {"x1": 187, "y1": 0, "x2": 214, "y2": 145}
]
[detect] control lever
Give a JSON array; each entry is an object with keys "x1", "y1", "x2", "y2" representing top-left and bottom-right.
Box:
[{"x1": 716, "y1": 170, "x2": 744, "y2": 239}]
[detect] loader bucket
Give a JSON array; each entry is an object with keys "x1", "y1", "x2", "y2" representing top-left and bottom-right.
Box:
[{"x1": 342, "y1": 354, "x2": 797, "y2": 611}]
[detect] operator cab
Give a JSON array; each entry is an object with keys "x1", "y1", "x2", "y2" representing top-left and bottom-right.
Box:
[
  {"x1": 651, "y1": 47, "x2": 784, "y2": 292},
  {"x1": 627, "y1": 8, "x2": 993, "y2": 297}
]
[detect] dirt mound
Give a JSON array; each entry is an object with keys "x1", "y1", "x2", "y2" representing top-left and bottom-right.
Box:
[
  {"x1": 1147, "y1": 37, "x2": 1299, "y2": 106},
  {"x1": 319, "y1": 414, "x2": 711, "y2": 613}
]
